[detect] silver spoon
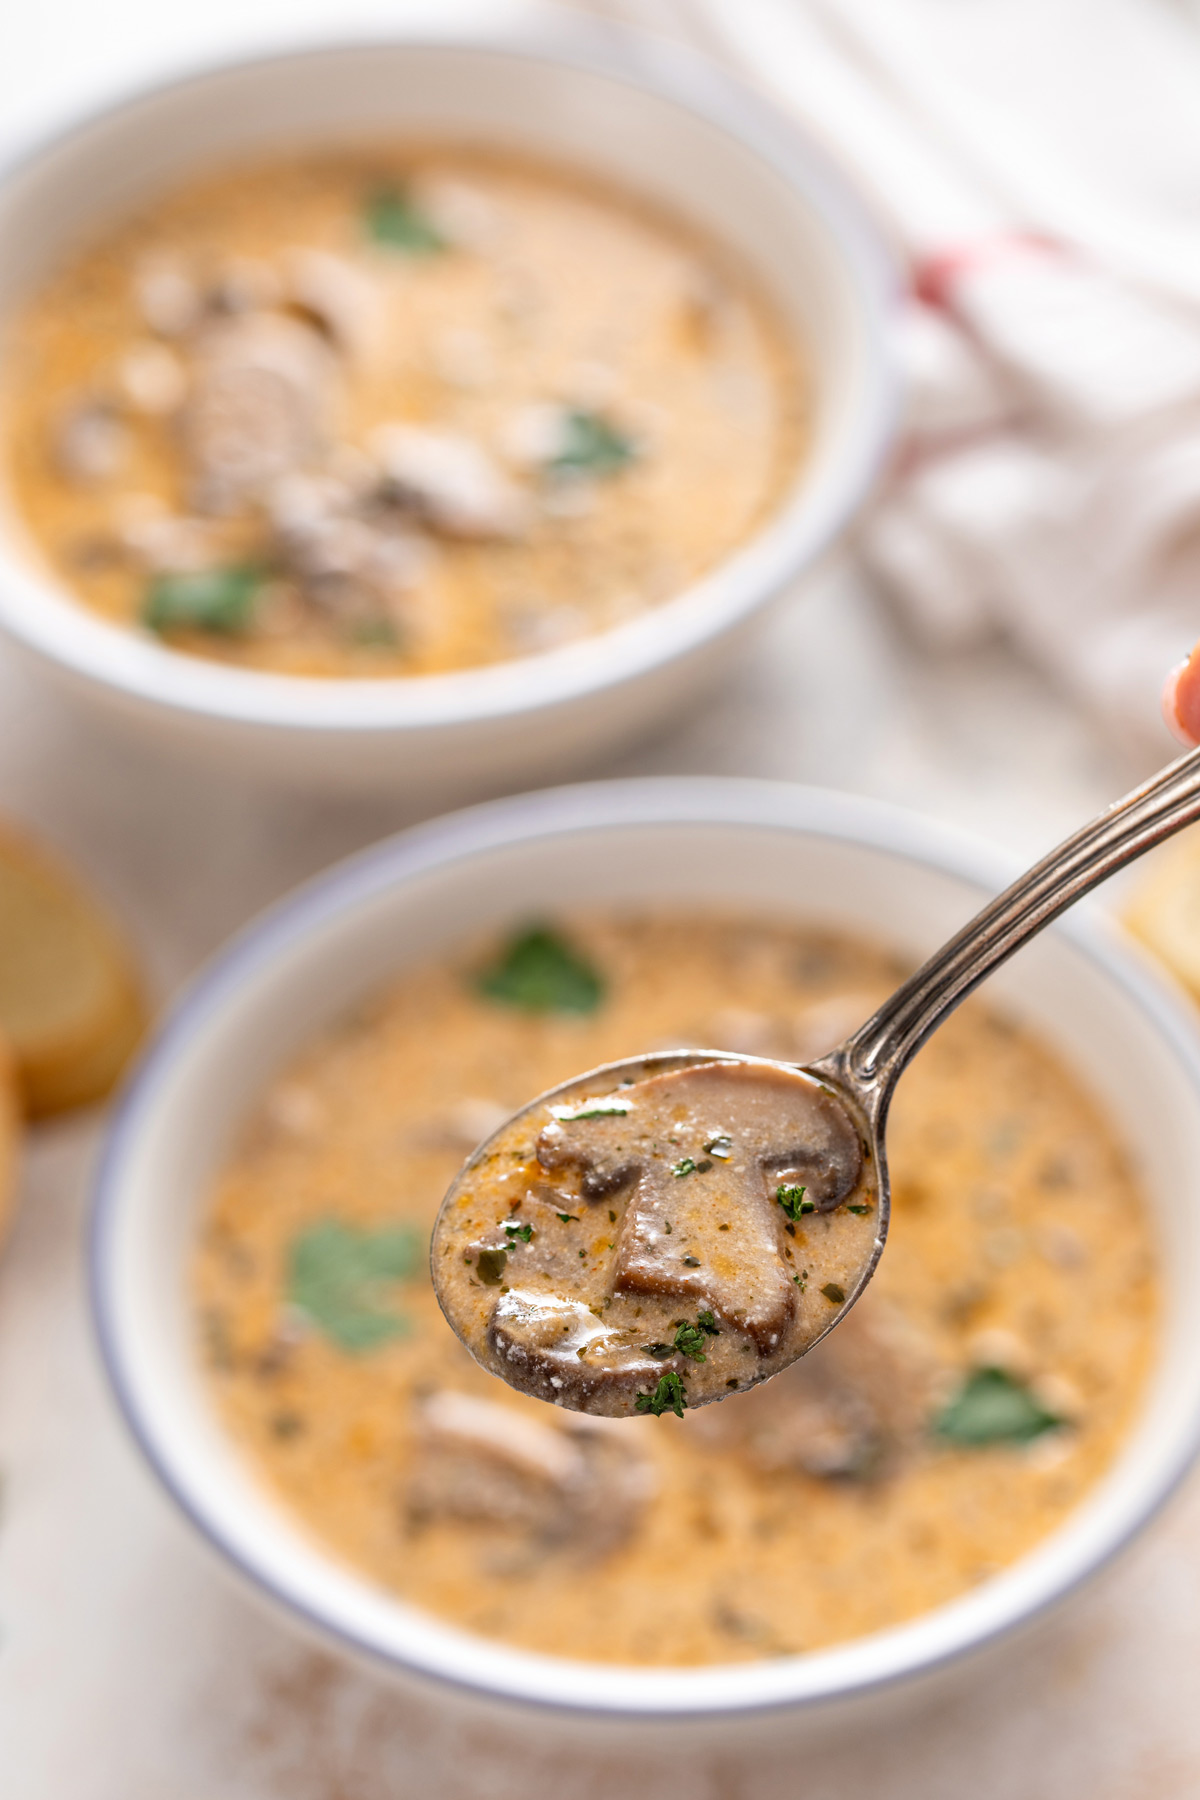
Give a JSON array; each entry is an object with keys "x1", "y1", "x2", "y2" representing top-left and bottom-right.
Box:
[{"x1": 432, "y1": 745, "x2": 1200, "y2": 1415}]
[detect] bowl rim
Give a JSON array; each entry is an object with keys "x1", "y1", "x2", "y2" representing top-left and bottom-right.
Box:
[
  {"x1": 0, "y1": 24, "x2": 897, "y2": 736},
  {"x1": 89, "y1": 777, "x2": 1200, "y2": 1719}
]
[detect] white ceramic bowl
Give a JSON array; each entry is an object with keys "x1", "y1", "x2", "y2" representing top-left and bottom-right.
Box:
[
  {"x1": 90, "y1": 778, "x2": 1200, "y2": 1744},
  {"x1": 0, "y1": 27, "x2": 893, "y2": 800}
]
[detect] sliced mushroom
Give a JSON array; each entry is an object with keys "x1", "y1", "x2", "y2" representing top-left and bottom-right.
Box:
[
  {"x1": 117, "y1": 343, "x2": 188, "y2": 417},
  {"x1": 502, "y1": 402, "x2": 573, "y2": 471},
  {"x1": 183, "y1": 313, "x2": 335, "y2": 512},
  {"x1": 371, "y1": 425, "x2": 531, "y2": 540},
  {"x1": 207, "y1": 257, "x2": 282, "y2": 317},
  {"x1": 684, "y1": 1297, "x2": 934, "y2": 1479},
  {"x1": 134, "y1": 257, "x2": 203, "y2": 339},
  {"x1": 434, "y1": 1058, "x2": 877, "y2": 1415},
  {"x1": 119, "y1": 510, "x2": 225, "y2": 574},
  {"x1": 537, "y1": 1118, "x2": 639, "y2": 1201},
  {"x1": 283, "y1": 247, "x2": 382, "y2": 360},
  {"x1": 411, "y1": 175, "x2": 501, "y2": 251},
  {"x1": 55, "y1": 400, "x2": 130, "y2": 484},
  {"x1": 406, "y1": 1388, "x2": 653, "y2": 1558},
  {"x1": 536, "y1": 1062, "x2": 862, "y2": 1353}
]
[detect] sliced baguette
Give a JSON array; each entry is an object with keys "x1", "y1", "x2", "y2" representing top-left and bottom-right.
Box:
[
  {"x1": 1124, "y1": 829, "x2": 1200, "y2": 1002},
  {"x1": 0, "y1": 825, "x2": 146, "y2": 1117},
  {"x1": 0, "y1": 1029, "x2": 19, "y2": 1244}
]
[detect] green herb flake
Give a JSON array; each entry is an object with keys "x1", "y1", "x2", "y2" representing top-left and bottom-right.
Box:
[
  {"x1": 608, "y1": 1210, "x2": 617, "y2": 1223},
  {"x1": 696, "y1": 1309, "x2": 720, "y2": 1336},
  {"x1": 705, "y1": 1134, "x2": 733, "y2": 1160},
  {"x1": 551, "y1": 1099, "x2": 632, "y2": 1121},
  {"x1": 476, "y1": 926, "x2": 605, "y2": 1014},
  {"x1": 142, "y1": 565, "x2": 263, "y2": 637},
  {"x1": 847, "y1": 1204, "x2": 872, "y2": 1215},
  {"x1": 820, "y1": 1283, "x2": 846, "y2": 1305},
  {"x1": 776, "y1": 1184, "x2": 814, "y2": 1222},
  {"x1": 476, "y1": 1248, "x2": 508, "y2": 1285},
  {"x1": 673, "y1": 1158, "x2": 697, "y2": 1179},
  {"x1": 672, "y1": 1318, "x2": 714, "y2": 1362},
  {"x1": 935, "y1": 1367, "x2": 1061, "y2": 1447},
  {"x1": 556, "y1": 1212, "x2": 579, "y2": 1224},
  {"x1": 350, "y1": 618, "x2": 399, "y2": 649},
  {"x1": 644, "y1": 1342, "x2": 675, "y2": 1360},
  {"x1": 682, "y1": 1255, "x2": 701, "y2": 1268},
  {"x1": 550, "y1": 408, "x2": 637, "y2": 478},
  {"x1": 287, "y1": 1220, "x2": 421, "y2": 1352},
  {"x1": 503, "y1": 1220, "x2": 534, "y2": 1243},
  {"x1": 634, "y1": 1371, "x2": 688, "y2": 1418},
  {"x1": 365, "y1": 184, "x2": 447, "y2": 255}
]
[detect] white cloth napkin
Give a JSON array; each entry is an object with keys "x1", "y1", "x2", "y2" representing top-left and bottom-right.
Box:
[{"x1": 665, "y1": 0, "x2": 1200, "y2": 752}]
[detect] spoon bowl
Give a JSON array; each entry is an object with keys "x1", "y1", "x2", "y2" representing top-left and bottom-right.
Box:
[
  {"x1": 431, "y1": 1047, "x2": 885, "y2": 1414},
  {"x1": 434, "y1": 743, "x2": 1200, "y2": 1409}
]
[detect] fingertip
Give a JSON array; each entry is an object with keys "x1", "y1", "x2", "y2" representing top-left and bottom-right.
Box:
[
  {"x1": 1164, "y1": 649, "x2": 1200, "y2": 747},
  {"x1": 1163, "y1": 661, "x2": 1192, "y2": 745}
]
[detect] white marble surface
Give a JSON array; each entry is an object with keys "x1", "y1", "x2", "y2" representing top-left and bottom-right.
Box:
[{"x1": 2, "y1": 3, "x2": 1198, "y2": 1794}]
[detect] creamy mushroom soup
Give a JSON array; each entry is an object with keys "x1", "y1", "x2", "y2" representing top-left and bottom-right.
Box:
[
  {"x1": 195, "y1": 915, "x2": 1157, "y2": 1665},
  {"x1": 1, "y1": 150, "x2": 806, "y2": 678},
  {"x1": 433, "y1": 1056, "x2": 879, "y2": 1413}
]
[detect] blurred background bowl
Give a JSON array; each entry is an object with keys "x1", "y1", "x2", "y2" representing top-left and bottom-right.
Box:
[
  {"x1": 90, "y1": 777, "x2": 1200, "y2": 1745},
  {"x1": 0, "y1": 28, "x2": 894, "y2": 801}
]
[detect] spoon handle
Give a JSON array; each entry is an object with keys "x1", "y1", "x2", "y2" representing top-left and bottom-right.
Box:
[{"x1": 841, "y1": 743, "x2": 1200, "y2": 1113}]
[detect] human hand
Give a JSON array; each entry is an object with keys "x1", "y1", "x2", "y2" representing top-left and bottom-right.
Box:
[{"x1": 1164, "y1": 648, "x2": 1200, "y2": 747}]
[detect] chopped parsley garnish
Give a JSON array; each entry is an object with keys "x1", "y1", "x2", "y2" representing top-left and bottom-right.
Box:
[
  {"x1": 820, "y1": 1283, "x2": 846, "y2": 1304},
  {"x1": 935, "y1": 1367, "x2": 1061, "y2": 1446},
  {"x1": 608, "y1": 1210, "x2": 617, "y2": 1223},
  {"x1": 503, "y1": 1221, "x2": 534, "y2": 1243},
  {"x1": 705, "y1": 1134, "x2": 733, "y2": 1160},
  {"x1": 365, "y1": 184, "x2": 447, "y2": 254},
  {"x1": 475, "y1": 1248, "x2": 507, "y2": 1285},
  {"x1": 644, "y1": 1343, "x2": 675, "y2": 1360},
  {"x1": 776, "y1": 1183, "x2": 814, "y2": 1221},
  {"x1": 287, "y1": 1220, "x2": 420, "y2": 1352},
  {"x1": 634, "y1": 1371, "x2": 688, "y2": 1417},
  {"x1": 476, "y1": 926, "x2": 605, "y2": 1014},
  {"x1": 847, "y1": 1204, "x2": 871, "y2": 1215},
  {"x1": 549, "y1": 408, "x2": 637, "y2": 478},
  {"x1": 556, "y1": 1212, "x2": 579, "y2": 1224},
  {"x1": 142, "y1": 565, "x2": 263, "y2": 637},
  {"x1": 551, "y1": 1099, "x2": 632, "y2": 1121},
  {"x1": 673, "y1": 1157, "x2": 697, "y2": 1178},
  {"x1": 350, "y1": 618, "x2": 399, "y2": 649},
  {"x1": 672, "y1": 1313, "x2": 719, "y2": 1361}
]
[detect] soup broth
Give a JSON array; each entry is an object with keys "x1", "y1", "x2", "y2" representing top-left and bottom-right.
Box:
[
  {"x1": 195, "y1": 915, "x2": 1156, "y2": 1665},
  {"x1": 2, "y1": 150, "x2": 806, "y2": 678}
]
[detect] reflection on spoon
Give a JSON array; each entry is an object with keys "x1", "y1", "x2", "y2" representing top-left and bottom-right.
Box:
[{"x1": 433, "y1": 741, "x2": 1200, "y2": 1417}]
